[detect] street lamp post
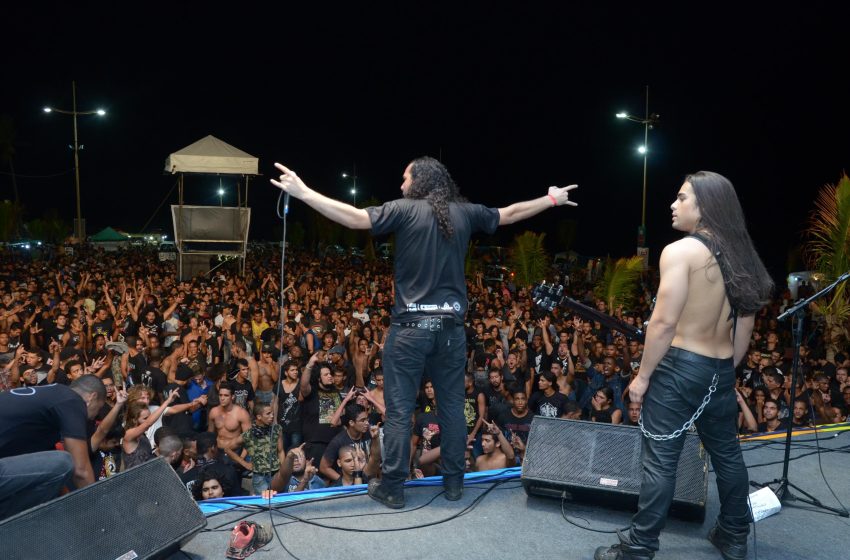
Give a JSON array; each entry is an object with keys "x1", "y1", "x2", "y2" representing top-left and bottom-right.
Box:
[
  {"x1": 43, "y1": 81, "x2": 106, "y2": 240},
  {"x1": 616, "y1": 85, "x2": 659, "y2": 250},
  {"x1": 342, "y1": 164, "x2": 357, "y2": 207}
]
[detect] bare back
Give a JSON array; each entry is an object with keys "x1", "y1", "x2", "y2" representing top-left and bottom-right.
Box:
[{"x1": 668, "y1": 237, "x2": 733, "y2": 359}]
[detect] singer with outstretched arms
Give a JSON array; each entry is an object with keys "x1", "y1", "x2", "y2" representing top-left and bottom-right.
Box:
[
  {"x1": 272, "y1": 156, "x2": 576, "y2": 509},
  {"x1": 594, "y1": 171, "x2": 773, "y2": 560}
]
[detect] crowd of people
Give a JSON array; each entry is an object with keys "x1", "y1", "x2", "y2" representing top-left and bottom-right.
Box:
[{"x1": 0, "y1": 241, "x2": 847, "y2": 513}]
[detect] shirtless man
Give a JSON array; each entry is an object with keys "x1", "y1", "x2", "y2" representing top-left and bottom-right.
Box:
[
  {"x1": 348, "y1": 326, "x2": 377, "y2": 385},
  {"x1": 208, "y1": 381, "x2": 252, "y2": 456},
  {"x1": 595, "y1": 172, "x2": 773, "y2": 560},
  {"x1": 473, "y1": 419, "x2": 515, "y2": 471},
  {"x1": 256, "y1": 345, "x2": 280, "y2": 406},
  {"x1": 368, "y1": 370, "x2": 385, "y2": 411}
]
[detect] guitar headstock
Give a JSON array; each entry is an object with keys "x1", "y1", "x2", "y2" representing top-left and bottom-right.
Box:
[{"x1": 532, "y1": 282, "x2": 564, "y2": 313}]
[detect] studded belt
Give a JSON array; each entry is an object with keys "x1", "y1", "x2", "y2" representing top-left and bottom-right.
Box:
[{"x1": 393, "y1": 316, "x2": 456, "y2": 332}]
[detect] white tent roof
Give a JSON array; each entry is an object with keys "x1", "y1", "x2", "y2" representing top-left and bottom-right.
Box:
[{"x1": 164, "y1": 135, "x2": 259, "y2": 175}]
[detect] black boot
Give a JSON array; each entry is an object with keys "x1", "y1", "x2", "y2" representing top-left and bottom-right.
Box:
[
  {"x1": 594, "y1": 532, "x2": 654, "y2": 560},
  {"x1": 367, "y1": 479, "x2": 405, "y2": 509},
  {"x1": 707, "y1": 520, "x2": 749, "y2": 560}
]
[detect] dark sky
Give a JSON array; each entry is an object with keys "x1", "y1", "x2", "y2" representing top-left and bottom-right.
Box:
[{"x1": 2, "y1": 5, "x2": 848, "y2": 282}]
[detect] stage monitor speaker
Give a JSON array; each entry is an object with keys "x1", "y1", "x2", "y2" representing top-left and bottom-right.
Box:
[
  {"x1": 0, "y1": 457, "x2": 207, "y2": 559},
  {"x1": 522, "y1": 417, "x2": 708, "y2": 521}
]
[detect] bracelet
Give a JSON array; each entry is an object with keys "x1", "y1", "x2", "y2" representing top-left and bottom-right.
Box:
[{"x1": 547, "y1": 194, "x2": 557, "y2": 207}]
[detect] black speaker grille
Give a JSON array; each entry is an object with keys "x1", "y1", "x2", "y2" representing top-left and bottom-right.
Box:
[
  {"x1": 522, "y1": 418, "x2": 708, "y2": 516},
  {"x1": 0, "y1": 458, "x2": 206, "y2": 560}
]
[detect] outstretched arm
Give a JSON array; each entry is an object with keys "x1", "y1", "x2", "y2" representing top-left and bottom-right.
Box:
[
  {"x1": 272, "y1": 164, "x2": 372, "y2": 230},
  {"x1": 498, "y1": 185, "x2": 577, "y2": 226}
]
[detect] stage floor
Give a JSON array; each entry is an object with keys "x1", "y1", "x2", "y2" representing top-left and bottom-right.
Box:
[{"x1": 172, "y1": 428, "x2": 850, "y2": 560}]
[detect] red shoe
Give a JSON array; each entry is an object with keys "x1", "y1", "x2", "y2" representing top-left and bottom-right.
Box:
[{"x1": 225, "y1": 521, "x2": 272, "y2": 559}]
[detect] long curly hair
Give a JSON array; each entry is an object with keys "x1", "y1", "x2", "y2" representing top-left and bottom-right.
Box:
[
  {"x1": 687, "y1": 171, "x2": 774, "y2": 314},
  {"x1": 405, "y1": 157, "x2": 466, "y2": 238}
]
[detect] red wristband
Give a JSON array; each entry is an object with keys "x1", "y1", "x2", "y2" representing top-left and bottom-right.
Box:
[{"x1": 548, "y1": 194, "x2": 557, "y2": 207}]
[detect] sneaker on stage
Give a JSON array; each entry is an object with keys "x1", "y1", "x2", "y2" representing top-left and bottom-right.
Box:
[{"x1": 225, "y1": 520, "x2": 273, "y2": 559}]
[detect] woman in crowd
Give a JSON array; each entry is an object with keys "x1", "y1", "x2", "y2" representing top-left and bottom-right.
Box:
[
  {"x1": 590, "y1": 387, "x2": 622, "y2": 424},
  {"x1": 121, "y1": 390, "x2": 177, "y2": 470}
]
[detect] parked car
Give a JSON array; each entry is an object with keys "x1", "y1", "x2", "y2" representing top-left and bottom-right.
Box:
[
  {"x1": 158, "y1": 241, "x2": 177, "y2": 261},
  {"x1": 483, "y1": 264, "x2": 515, "y2": 286}
]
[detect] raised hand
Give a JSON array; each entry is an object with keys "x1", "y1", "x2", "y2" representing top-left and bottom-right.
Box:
[
  {"x1": 271, "y1": 164, "x2": 311, "y2": 200},
  {"x1": 548, "y1": 185, "x2": 578, "y2": 207}
]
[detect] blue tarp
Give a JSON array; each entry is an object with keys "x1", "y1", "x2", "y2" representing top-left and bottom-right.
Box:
[{"x1": 199, "y1": 467, "x2": 521, "y2": 516}]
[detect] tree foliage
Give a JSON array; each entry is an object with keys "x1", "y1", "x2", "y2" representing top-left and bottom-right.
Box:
[
  {"x1": 803, "y1": 172, "x2": 850, "y2": 355},
  {"x1": 509, "y1": 231, "x2": 550, "y2": 287},
  {"x1": 593, "y1": 256, "x2": 645, "y2": 313}
]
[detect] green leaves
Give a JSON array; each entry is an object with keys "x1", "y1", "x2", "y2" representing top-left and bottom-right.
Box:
[
  {"x1": 593, "y1": 256, "x2": 645, "y2": 313},
  {"x1": 805, "y1": 173, "x2": 850, "y2": 346},
  {"x1": 509, "y1": 231, "x2": 550, "y2": 287}
]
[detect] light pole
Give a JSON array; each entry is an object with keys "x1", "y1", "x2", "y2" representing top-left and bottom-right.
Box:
[
  {"x1": 43, "y1": 81, "x2": 106, "y2": 240},
  {"x1": 342, "y1": 164, "x2": 357, "y2": 207},
  {"x1": 616, "y1": 85, "x2": 659, "y2": 250}
]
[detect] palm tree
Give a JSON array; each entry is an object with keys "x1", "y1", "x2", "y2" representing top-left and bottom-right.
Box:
[
  {"x1": 509, "y1": 231, "x2": 550, "y2": 288},
  {"x1": 593, "y1": 256, "x2": 645, "y2": 314},
  {"x1": 803, "y1": 172, "x2": 850, "y2": 358}
]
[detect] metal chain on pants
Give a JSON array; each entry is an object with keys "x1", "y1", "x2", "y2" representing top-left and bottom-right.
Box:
[{"x1": 638, "y1": 373, "x2": 719, "y2": 441}]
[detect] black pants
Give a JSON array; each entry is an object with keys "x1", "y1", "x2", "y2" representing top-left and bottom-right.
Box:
[
  {"x1": 380, "y1": 322, "x2": 467, "y2": 494},
  {"x1": 626, "y1": 347, "x2": 750, "y2": 551}
]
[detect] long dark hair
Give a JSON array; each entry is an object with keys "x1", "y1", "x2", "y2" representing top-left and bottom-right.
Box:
[
  {"x1": 687, "y1": 171, "x2": 773, "y2": 314},
  {"x1": 405, "y1": 156, "x2": 466, "y2": 238}
]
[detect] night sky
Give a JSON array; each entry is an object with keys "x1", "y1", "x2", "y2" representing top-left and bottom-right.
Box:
[{"x1": 2, "y1": 5, "x2": 848, "y2": 282}]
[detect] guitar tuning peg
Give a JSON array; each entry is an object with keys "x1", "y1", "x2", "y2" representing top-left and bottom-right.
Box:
[{"x1": 555, "y1": 285, "x2": 563, "y2": 297}]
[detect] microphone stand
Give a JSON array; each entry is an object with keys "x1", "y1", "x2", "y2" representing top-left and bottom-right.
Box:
[{"x1": 750, "y1": 271, "x2": 850, "y2": 517}]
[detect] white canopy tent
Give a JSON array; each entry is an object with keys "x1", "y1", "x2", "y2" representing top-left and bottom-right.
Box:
[
  {"x1": 164, "y1": 135, "x2": 259, "y2": 279},
  {"x1": 164, "y1": 135, "x2": 259, "y2": 175}
]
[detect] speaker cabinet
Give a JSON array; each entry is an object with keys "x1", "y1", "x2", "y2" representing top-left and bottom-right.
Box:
[
  {"x1": 522, "y1": 417, "x2": 708, "y2": 521},
  {"x1": 0, "y1": 458, "x2": 207, "y2": 559}
]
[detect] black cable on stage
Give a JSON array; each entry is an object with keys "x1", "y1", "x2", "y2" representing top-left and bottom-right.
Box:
[
  {"x1": 269, "y1": 480, "x2": 508, "y2": 534},
  {"x1": 806, "y1": 418, "x2": 849, "y2": 517},
  {"x1": 203, "y1": 480, "x2": 524, "y2": 532},
  {"x1": 560, "y1": 494, "x2": 630, "y2": 535}
]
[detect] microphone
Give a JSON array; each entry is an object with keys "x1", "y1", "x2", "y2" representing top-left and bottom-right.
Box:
[{"x1": 284, "y1": 192, "x2": 290, "y2": 215}]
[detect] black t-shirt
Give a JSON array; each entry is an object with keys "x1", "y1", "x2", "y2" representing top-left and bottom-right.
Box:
[
  {"x1": 141, "y1": 319, "x2": 161, "y2": 338},
  {"x1": 277, "y1": 383, "x2": 302, "y2": 433},
  {"x1": 482, "y1": 385, "x2": 510, "y2": 421},
  {"x1": 301, "y1": 387, "x2": 342, "y2": 444},
  {"x1": 91, "y1": 318, "x2": 115, "y2": 338},
  {"x1": 501, "y1": 366, "x2": 528, "y2": 392},
  {"x1": 463, "y1": 389, "x2": 483, "y2": 434},
  {"x1": 162, "y1": 383, "x2": 193, "y2": 436},
  {"x1": 126, "y1": 353, "x2": 147, "y2": 386},
  {"x1": 136, "y1": 366, "x2": 169, "y2": 404},
  {"x1": 757, "y1": 418, "x2": 790, "y2": 433},
  {"x1": 42, "y1": 325, "x2": 67, "y2": 350},
  {"x1": 367, "y1": 199, "x2": 499, "y2": 322},
  {"x1": 736, "y1": 363, "x2": 758, "y2": 389},
  {"x1": 0, "y1": 384, "x2": 89, "y2": 457},
  {"x1": 322, "y1": 429, "x2": 372, "y2": 475},
  {"x1": 413, "y1": 410, "x2": 441, "y2": 452},
  {"x1": 528, "y1": 390, "x2": 569, "y2": 418},
  {"x1": 231, "y1": 379, "x2": 255, "y2": 410},
  {"x1": 496, "y1": 408, "x2": 534, "y2": 455},
  {"x1": 527, "y1": 345, "x2": 546, "y2": 374}
]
